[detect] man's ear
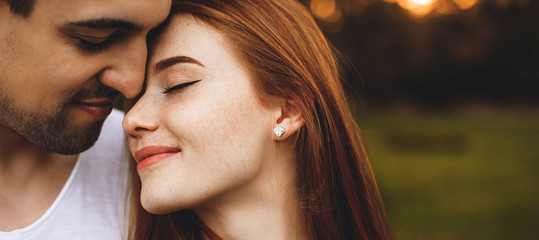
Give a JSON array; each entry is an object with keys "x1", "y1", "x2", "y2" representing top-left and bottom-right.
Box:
[{"x1": 272, "y1": 100, "x2": 304, "y2": 141}]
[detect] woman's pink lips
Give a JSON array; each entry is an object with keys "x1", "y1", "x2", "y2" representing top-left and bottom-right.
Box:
[{"x1": 135, "y1": 146, "x2": 181, "y2": 170}]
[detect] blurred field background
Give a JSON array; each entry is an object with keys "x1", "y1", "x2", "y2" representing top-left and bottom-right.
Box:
[{"x1": 298, "y1": 0, "x2": 539, "y2": 239}]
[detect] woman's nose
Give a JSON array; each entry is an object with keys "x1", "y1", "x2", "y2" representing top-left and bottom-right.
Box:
[{"x1": 123, "y1": 94, "x2": 159, "y2": 138}]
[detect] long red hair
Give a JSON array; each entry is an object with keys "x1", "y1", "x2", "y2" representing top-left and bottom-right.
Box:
[{"x1": 129, "y1": 0, "x2": 392, "y2": 239}]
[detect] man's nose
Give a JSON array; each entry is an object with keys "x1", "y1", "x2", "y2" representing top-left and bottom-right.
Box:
[{"x1": 97, "y1": 37, "x2": 147, "y2": 99}]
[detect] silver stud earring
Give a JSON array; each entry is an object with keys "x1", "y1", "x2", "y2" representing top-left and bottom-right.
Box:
[{"x1": 273, "y1": 125, "x2": 285, "y2": 137}]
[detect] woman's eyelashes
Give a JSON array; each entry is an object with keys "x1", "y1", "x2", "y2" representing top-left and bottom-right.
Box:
[{"x1": 162, "y1": 79, "x2": 202, "y2": 94}]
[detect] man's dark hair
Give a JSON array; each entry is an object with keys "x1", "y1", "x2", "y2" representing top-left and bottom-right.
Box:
[{"x1": 2, "y1": 0, "x2": 35, "y2": 18}]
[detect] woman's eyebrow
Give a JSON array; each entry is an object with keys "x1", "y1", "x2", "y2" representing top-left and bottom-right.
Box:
[{"x1": 154, "y1": 56, "x2": 205, "y2": 74}]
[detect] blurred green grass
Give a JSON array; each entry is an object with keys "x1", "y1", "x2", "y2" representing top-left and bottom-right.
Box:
[{"x1": 361, "y1": 109, "x2": 539, "y2": 240}]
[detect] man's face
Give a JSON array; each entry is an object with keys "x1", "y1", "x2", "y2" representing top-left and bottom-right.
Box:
[{"x1": 0, "y1": 0, "x2": 171, "y2": 154}]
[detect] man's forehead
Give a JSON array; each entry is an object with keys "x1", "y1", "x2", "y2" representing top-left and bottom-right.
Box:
[{"x1": 33, "y1": 0, "x2": 170, "y2": 28}]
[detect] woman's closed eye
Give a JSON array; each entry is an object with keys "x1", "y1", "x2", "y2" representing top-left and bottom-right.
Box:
[{"x1": 162, "y1": 79, "x2": 202, "y2": 94}]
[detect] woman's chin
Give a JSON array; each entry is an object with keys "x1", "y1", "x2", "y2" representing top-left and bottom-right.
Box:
[
  {"x1": 139, "y1": 188, "x2": 181, "y2": 214},
  {"x1": 140, "y1": 196, "x2": 177, "y2": 214},
  {"x1": 140, "y1": 188, "x2": 199, "y2": 214}
]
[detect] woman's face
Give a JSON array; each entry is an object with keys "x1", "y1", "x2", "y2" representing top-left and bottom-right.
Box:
[{"x1": 123, "y1": 14, "x2": 276, "y2": 214}]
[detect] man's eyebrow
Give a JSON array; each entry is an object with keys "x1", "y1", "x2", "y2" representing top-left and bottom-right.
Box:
[
  {"x1": 155, "y1": 56, "x2": 205, "y2": 74},
  {"x1": 64, "y1": 18, "x2": 144, "y2": 31}
]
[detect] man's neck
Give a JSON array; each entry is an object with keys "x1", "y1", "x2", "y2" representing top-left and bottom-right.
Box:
[
  {"x1": 0, "y1": 125, "x2": 74, "y2": 178},
  {"x1": 0, "y1": 126, "x2": 78, "y2": 231}
]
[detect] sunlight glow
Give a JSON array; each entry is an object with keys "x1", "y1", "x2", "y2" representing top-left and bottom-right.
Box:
[
  {"x1": 310, "y1": 0, "x2": 483, "y2": 21},
  {"x1": 411, "y1": 0, "x2": 434, "y2": 5},
  {"x1": 381, "y1": 0, "x2": 481, "y2": 18},
  {"x1": 397, "y1": 0, "x2": 437, "y2": 17}
]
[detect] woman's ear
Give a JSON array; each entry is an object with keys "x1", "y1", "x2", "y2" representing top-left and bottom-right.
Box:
[{"x1": 272, "y1": 100, "x2": 304, "y2": 141}]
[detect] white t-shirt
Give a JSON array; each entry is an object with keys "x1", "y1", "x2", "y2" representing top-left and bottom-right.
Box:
[{"x1": 0, "y1": 109, "x2": 130, "y2": 240}]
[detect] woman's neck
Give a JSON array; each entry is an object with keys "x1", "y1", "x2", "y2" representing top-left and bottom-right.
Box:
[{"x1": 194, "y1": 144, "x2": 306, "y2": 240}]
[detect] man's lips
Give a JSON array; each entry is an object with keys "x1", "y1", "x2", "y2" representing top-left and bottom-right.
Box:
[
  {"x1": 72, "y1": 98, "x2": 114, "y2": 119},
  {"x1": 135, "y1": 146, "x2": 181, "y2": 170},
  {"x1": 74, "y1": 97, "x2": 115, "y2": 106}
]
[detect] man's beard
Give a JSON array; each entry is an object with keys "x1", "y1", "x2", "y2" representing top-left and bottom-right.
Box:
[{"x1": 0, "y1": 83, "x2": 118, "y2": 155}]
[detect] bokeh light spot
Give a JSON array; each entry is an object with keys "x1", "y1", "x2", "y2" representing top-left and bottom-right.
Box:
[
  {"x1": 311, "y1": 0, "x2": 337, "y2": 19},
  {"x1": 397, "y1": 0, "x2": 437, "y2": 17},
  {"x1": 454, "y1": 0, "x2": 478, "y2": 10}
]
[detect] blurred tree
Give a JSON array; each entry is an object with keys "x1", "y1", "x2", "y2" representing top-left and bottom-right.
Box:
[{"x1": 300, "y1": 0, "x2": 539, "y2": 108}]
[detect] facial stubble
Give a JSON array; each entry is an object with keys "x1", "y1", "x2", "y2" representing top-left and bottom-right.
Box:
[{"x1": 0, "y1": 83, "x2": 117, "y2": 155}]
